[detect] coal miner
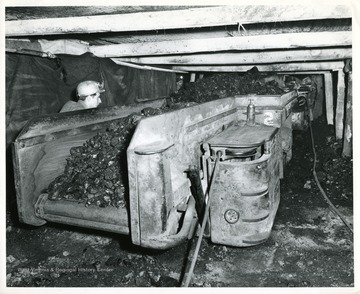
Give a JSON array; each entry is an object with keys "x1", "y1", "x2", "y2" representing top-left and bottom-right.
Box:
[{"x1": 60, "y1": 80, "x2": 105, "y2": 112}]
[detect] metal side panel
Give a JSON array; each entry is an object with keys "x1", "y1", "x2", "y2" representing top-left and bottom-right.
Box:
[
  {"x1": 35, "y1": 194, "x2": 130, "y2": 235},
  {"x1": 234, "y1": 91, "x2": 297, "y2": 107},
  {"x1": 12, "y1": 142, "x2": 46, "y2": 226},
  {"x1": 135, "y1": 146, "x2": 174, "y2": 240},
  {"x1": 209, "y1": 155, "x2": 280, "y2": 247},
  {"x1": 235, "y1": 91, "x2": 298, "y2": 128},
  {"x1": 13, "y1": 129, "x2": 106, "y2": 226},
  {"x1": 16, "y1": 101, "x2": 166, "y2": 140}
]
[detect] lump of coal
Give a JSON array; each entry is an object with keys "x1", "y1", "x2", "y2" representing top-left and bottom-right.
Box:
[{"x1": 141, "y1": 107, "x2": 161, "y2": 117}]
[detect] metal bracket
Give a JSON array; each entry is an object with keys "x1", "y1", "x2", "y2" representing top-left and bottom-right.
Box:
[{"x1": 34, "y1": 193, "x2": 48, "y2": 219}]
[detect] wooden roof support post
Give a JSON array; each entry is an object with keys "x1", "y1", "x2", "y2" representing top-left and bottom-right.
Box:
[
  {"x1": 324, "y1": 72, "x2": 334, "y2": 125},
  {"x1": 335, "y1": 68, "x2": 346, "y2": 140},
  {"x1": 342, "y1": 60, "x2": 352, "y2": 157}
]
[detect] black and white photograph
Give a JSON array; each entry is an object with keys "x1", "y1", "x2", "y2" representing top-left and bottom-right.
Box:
[{"x1": 2, "y1": 1, "x2": 358, "y2": 292}]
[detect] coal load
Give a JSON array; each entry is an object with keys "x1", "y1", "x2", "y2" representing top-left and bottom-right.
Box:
[
  {"x1": 169, "y1": 71, "x2": 285, "y2": 104},
  {"x1": 47, "y1": 114, "x2": 140, "y2": 208},
  {"x1": 47, "y1": 72, "x2": 285, "y2": 208}
]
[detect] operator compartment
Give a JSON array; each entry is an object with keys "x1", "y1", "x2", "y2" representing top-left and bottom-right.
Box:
[
  {"x1": 202, "y1": 121, "x2": 281, "y2": 247},
  {"x1": 13, "y1": 91, "x2": 298, "y2": 250}
]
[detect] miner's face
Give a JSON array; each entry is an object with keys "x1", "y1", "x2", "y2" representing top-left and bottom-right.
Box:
[{"x1": 84, "y1": 92, "x2": 102, "y2": 109}]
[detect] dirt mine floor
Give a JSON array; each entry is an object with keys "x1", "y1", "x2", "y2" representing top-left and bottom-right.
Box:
[{"x1": 5, "y1": 113, "x2": 354, "y2": 289}]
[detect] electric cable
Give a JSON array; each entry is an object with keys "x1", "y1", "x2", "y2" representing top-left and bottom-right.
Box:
[
  {"x1": 307, "y1": 100, "x2": 353, "y2": 235},
  {"x1": 181, "y1": 154, "x2": 221, "y2": 287}
]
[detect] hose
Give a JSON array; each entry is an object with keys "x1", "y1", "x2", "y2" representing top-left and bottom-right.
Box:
[
  {"x1": 140, "y1": 196, "x2": 197, "y2": 250},
  {"x1": 307, "y1": 99, "x2": 353, "y2": 235},
  {"x1": 181, "y1": 153, "x2": 221, "y2": 287}
]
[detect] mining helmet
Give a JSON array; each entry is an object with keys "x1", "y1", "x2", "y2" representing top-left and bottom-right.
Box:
[{"x1": 76, "y1": 80, "x2": 105, "y2": 98}]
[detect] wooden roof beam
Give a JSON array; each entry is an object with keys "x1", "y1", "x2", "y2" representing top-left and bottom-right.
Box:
[
  {"x1": 110, "y1": 59, "x2": 188, "y2": 74},
  {"x1": 5, "y1": 4, "x2": 351, "y2": 37},
  {"x1": 7, "y1": 31, "x2": 351, "y2": 57},
  {"x1": 114, "y1": 48, "x2": 352, "y2": 65},
  {"x1": 171, "y1": 61, "x2": 345, "y2": 72},
  {"x1": 6, "y1": 38, "x2": 89, "y2": 56},
  {"x1": 89, "y1": 31, "x2": 352, "y2": 57}
]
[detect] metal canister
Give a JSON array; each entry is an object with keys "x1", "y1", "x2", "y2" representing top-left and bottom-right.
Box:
[{"x1": 247, "y1": 99, "x2": 255, "y2": 126}]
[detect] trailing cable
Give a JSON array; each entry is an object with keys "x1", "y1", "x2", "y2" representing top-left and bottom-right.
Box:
[
  {"x1": 307, "y1": 102, "x2": 353, "y2": 235},
  {"x1": 182, "y1": 153, "x2": 221, "y2": 287}
]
